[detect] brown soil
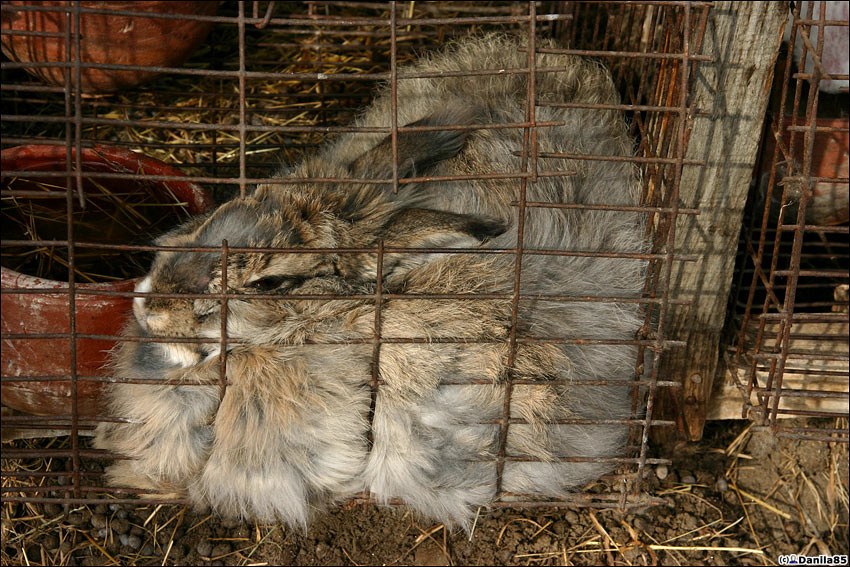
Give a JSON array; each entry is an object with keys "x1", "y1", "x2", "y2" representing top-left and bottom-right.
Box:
[{"x1": 2, "y1": 417, "x2": 847, "y2": 566}]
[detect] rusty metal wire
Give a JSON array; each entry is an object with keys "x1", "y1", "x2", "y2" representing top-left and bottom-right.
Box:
[
  {"x1": 1, "y1": 1, "x2": 710, "y2": 510},
  {"x1": 727, "y1": 2, "x2": 849, "y2": 443}
]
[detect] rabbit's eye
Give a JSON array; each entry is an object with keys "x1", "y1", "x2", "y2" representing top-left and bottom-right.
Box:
[
  {"x1": 247, "y1": 276, "x2": 289, "y2": 292},
  {"x1": 246, "y1": 275, "x2": 306, "y2": 293}
]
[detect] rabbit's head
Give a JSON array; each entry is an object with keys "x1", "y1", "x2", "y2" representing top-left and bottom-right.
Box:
[{"x1": 133, "y1": 112, "x2": 506, "y2": 360}]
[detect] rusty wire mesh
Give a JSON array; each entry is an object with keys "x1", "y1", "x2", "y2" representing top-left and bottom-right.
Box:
[
  {"x1": 1, "y1": 1, "x2": 710, "y2": 511},
  {"x1": 726, "y1": 2, "x2": 849, "y2": 444}
]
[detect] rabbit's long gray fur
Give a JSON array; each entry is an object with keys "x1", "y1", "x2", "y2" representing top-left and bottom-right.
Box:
[{"x1": 95, "y1": 34, "x2": 647, "y2": 530}]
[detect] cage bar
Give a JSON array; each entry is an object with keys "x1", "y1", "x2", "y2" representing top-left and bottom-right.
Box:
[
  {"x1": 1, "y1": 1, "x2": 712, "y2": 510},
  {"x1": 723, "y1": 2, "x2": 849, "y2": 443}
]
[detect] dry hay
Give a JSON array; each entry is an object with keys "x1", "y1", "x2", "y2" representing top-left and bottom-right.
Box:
[
  {"x1": 5, "y1": 3, "x2": 847, "y2": 567},
  {"x1": 1, "y1": 418, "x2": 847, "y2": 566},
  {"x1": 1, "y1": 176, "x2": 192, "y2": 283}
]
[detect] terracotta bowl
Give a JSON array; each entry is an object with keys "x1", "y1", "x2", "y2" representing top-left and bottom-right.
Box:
[
  {"x1": 0, "y1": 1, "x2": 219, "y2": 93},
  {"x1": 1, "y1": 145, "x2": 215, "y2": 416},
  {"x1": 759, "y1": 115, "x2": 850, "y2": 226}
]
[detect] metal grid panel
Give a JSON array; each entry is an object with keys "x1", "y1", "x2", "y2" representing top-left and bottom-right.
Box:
[
  {"x1": 2, "y1": 1, "x2": 709, "y2": 510},
  {"x1": 727, "y1": 2, "x2": 849, "y2": 443}
]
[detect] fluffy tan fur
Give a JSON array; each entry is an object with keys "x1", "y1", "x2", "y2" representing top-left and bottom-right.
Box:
[{"x1": 95, "y1": 34, "x2": 646, "y2": 529}]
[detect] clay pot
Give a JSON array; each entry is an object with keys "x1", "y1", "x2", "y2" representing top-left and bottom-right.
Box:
[
  {"x1": 758, "y1": 115, "x2": 850, "y2": 226},
  {"x1": 1, "y1": 145, "x2": 215, "y2": 416},
  {"x1": 0, "y1": 1, "x2": 218, "y2": 93}
]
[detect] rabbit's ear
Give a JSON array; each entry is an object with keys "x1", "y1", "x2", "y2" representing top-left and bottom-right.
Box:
[
  {"x1": 153, "y1": 211, "x2": 213, "y2": 246},
  {"x1": 378, "y1": 208, "x2": 506, "y2": 276},
  {"x1": 349, "y1": 108, "x2": 475, "y2": 181}
]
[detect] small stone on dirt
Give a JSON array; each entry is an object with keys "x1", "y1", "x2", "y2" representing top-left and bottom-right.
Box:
[
  {"x1": 119, "y1": 534, "x2": 142, "y2": 550},
  {"x1": 196, "y1": 540, "x2": 213, "y2": 557},
  {"x1": 90, "y1": 514, "x2": 107, "y2": 529},
  {"x1": 414, "y1": 540, "x2": 450, "y2": 566}
]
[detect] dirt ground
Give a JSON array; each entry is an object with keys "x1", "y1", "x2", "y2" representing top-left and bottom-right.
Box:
[{"x1": 1, "y1": 417, "x2": 847, "y2": 566}]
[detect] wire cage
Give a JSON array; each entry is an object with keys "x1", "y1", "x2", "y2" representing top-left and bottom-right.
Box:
[
  {"x1": 1, "y1": 1, "x2": 711, "y2": 514},
  {"x1": 726, "y1": 2, "x2": 849, "y2": 444}
]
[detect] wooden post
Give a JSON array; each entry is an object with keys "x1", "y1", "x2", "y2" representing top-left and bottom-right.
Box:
[{"x1": 658, "y1": 2, "x2": 787, "y2": 442}]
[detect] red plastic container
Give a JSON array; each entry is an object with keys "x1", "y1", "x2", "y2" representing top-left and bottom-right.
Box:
[{"x1": 1, "y1": 145, "x2": 214, "y2": 415}]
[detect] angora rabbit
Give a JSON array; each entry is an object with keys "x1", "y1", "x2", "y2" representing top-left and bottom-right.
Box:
[{"x1": 95, "y1": 34, "x2": 647, "y2": 529}]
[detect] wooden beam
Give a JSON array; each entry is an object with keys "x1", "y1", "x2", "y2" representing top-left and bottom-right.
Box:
[
  {"x1": 709, "y1": 322, "x2": 849, "y2": 421},
  {"x1": 658, "y1": 2, "x2": 788, "y2": 442}
]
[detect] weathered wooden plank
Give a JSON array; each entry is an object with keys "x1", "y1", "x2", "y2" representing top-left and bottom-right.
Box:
[
  {"x1": 709, "y1": 321, "x2": 849, "y2": 420},
  {"x1": 709, "y1": 368, "x2": 849, "y2": 421},
  {"x1": 657, "y1": 2, "x2": 788, "y2": 442}
]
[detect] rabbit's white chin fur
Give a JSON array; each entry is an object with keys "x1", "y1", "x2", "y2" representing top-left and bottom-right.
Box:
[
  {"x1": 132, "y1": 275, "x2": 152, "y2": 330},
  {"x1": 95, "y1": 33, "x2": 647, "y2": 530},
  {"x1": 159, "y1": 343, "x2": 202, "y2": 368}
]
